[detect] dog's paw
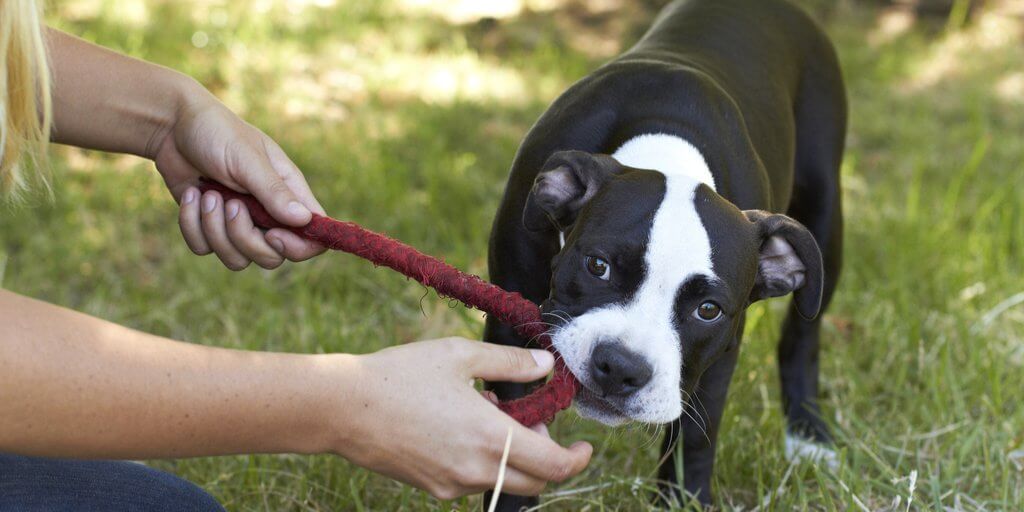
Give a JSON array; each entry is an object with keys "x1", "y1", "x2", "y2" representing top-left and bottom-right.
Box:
[{"x1": 784, "y1": 434, "x2": 838, "y2": 470}]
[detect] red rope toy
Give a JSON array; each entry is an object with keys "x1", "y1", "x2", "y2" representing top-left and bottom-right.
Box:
[{"x1": 198, "y1": 180, "x2": 579, "y2": 425}]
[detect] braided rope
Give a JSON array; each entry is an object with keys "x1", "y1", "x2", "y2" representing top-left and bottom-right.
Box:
[{"x1": 198, "y1": 180, "x2": 578, "y2": 425}]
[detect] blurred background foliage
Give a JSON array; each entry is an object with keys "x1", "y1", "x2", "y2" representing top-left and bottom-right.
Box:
[{"x1": 1, "y1": 0, "x2": 1022, "y2": 509}]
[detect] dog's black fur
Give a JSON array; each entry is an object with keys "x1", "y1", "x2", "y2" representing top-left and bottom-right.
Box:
[{"x1": 484, "y1": 0, "x2": 846, "y2": 507}]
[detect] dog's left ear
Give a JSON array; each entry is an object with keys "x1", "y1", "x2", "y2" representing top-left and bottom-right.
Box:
[{"x1": 743, "y1": 210, "x2": 823, "y2": 320}]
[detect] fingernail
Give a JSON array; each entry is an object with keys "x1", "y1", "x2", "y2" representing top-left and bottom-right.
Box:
[
  {"x1": 183, "y1": 188, "x2": 197, "y2": 205},
  {"x1": 269, "y1": 237, "x2": 285, "y2": 254},
  {"x1": 529, "y1": 349, "x2": 553, "y2": 368},
  {"x1": 287, "y1": 201, "x2": 310, "y2": 218},
  {"x1": 202, "y1": 193, "x2": 217, "y2": 213},
  {"x1": 226, "y1": 201, "x2": 239, "y2": 220},
  {"x1": 572, "y1": 441, "x2": 594, "y2": 455}
]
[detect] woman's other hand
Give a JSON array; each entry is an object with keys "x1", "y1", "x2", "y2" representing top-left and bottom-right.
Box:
[
  {"x1": 153, "y1": 86, "x2": 326, "y2": 270},
  {"x1": 46, "y1": 29, "x2": 326, "y2": 270}
]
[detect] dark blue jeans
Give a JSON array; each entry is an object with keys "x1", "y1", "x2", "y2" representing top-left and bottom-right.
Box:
[{"x1": 0, "y1": 454, "x2": 224, "y2": 511}]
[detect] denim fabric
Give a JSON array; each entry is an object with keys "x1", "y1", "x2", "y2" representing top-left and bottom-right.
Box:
[{"x1": 0, "y1": 454, "x2": 224, "y2": 512}]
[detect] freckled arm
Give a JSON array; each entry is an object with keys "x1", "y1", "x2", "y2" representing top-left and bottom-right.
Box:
[{"x1": 0, "y1": 289, "x2": 344, "y2": 459}]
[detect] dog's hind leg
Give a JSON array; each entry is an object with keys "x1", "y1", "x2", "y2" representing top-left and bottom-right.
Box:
[{"x1": 776, "y1": 40, "x2": 847, "y2": 463}]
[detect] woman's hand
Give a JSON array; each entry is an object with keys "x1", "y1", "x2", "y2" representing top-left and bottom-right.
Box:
[
  {"x1": 46, "y1": 29, "x2": 325, "y2": 270},
  {"x1": 330, "y1": 338, "x2": 593, "y2": 499},
  {"x1": 154, "y1": 90, "x2": 326, "y2": 270}
]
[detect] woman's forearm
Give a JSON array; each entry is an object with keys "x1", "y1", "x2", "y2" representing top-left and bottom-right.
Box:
[
  {"x1": 46, "y1": 28, "x2": 205, "y2": 158},
  {"x1": 0, "y1": 289, "x2": 347, "y2": 459},
  {"x1": 0, "y1": 290, "x2": 593, "y2": 496}
]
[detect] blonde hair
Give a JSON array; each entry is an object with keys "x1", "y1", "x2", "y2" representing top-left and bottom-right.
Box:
[{"x1": 0, "y1": 0, "x2": 51, "y2": 201}]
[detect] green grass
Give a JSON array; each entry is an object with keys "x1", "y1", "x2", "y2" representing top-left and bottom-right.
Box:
[{"x1": 3, "y1": 0, "x2": 1023, "y2": 509}]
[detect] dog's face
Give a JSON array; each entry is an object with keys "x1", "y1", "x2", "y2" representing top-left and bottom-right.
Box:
[{"x1": 523, "y1": 150, "x2": 823, "y2": 425}]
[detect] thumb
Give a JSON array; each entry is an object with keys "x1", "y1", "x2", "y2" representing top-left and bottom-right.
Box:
[
  {"x1": 233, "y1": 154, "x2": 312, "y2": 227},
  {"x1": 467, "y1": 344, "x2": 554, "y2": 383}
]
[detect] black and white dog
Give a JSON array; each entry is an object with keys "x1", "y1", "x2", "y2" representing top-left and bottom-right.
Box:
[{"x1": 484, "y1": 0, "x2": 846, "y2": 507}]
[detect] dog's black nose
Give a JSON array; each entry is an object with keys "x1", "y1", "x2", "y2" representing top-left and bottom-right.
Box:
[{"x1": 590, "y1": 343, "x2": 653, "y2": 397}]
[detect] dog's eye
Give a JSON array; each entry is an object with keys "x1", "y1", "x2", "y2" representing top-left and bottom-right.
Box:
[
  {"x1": 693, "y1": 301, "x2": 722, "y2": 322},
  {"x1": 585, "y1": 256, "x2": 610, "y2": 280}
]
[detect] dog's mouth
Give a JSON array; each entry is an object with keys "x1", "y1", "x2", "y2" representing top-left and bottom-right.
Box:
[
  {"x1": 569, "y1": 364, "x2": 686, "y2": 426},
  {"x1": 543, "y1": 301, "x2": 682, "y2": 426},
  {"x1": 573, "y1": 382, "x2": 631, "y2": 426}
]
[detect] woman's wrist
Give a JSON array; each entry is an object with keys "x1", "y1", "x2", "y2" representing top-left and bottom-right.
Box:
[
  {"x1": 140, "y1": 72, "x2": 208, "y2": 160},
  {"x1": 284, "y1": 352, "x2": 366, "y2": 456},
  {"x1": 46, "y1": 28, "x2": 208, "y2": 159}
]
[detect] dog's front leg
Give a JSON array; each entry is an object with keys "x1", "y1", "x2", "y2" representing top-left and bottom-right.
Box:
[
  {"x1": 658, "y1": 347, "x2": 739, "y2": 507},
  {"x1": 482, "y1": 226, "x2": 557, "y2": 511},
  {"x1": 479, "y1": 319, "x2": 537, "y2": 512},
  {"x1": 482, "y1": 318, "x2": 536, "y2": 403}
]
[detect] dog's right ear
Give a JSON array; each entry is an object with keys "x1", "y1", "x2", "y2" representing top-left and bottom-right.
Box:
[{"x1": 523, "y1": 150, "x2": 623, "y2": 232}]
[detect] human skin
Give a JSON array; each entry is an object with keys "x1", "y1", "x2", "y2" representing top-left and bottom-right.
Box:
[
  {"x1": 47, "y1": 28, "x2": 323, "y2": 269},
  {"x1": 0, "y1": 291, "x2": 592, "y2": 498},
  {"x1": 0, "y1": 29, "x2": 592, "y2": 498}
]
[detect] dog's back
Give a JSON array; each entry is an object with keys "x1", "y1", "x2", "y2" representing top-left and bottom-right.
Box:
[
  {"x1": 508, "y1": 0, "x2": 843, "y2": 212},
  {"x1": 625, "y1": 0, "x2": 839, "y2": 184}
]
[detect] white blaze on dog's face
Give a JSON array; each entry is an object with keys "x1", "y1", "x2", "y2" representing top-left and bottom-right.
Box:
[
  {"x1": 523, "y1": 134, "x2": 822, "y2": 425},
  {"x1": 560, "y1": 134, "x2": 719, "y2": 425}
]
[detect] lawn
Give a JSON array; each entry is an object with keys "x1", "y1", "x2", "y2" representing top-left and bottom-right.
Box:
[{"x1": 2, "y1": 0, "x2": 1022, "y2": 509}]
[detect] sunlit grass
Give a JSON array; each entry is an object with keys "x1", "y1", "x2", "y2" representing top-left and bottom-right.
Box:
[{"x1": 2, "y1": 0, "x2": 1022, "y2": 509}]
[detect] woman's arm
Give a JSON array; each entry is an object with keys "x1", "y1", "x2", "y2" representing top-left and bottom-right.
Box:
[
  {"x1": 45, "y1": 29, "x2": 183, "y2": 160},
  {"x1": 46, "y1": 28, "x2": 324, "y2": 268},
  {"x1": 0, "y1": 289, "x2": 334, "y2": 458},
  {"x1": 0, "y1": 290, "x2": 591, "y2": 497}
]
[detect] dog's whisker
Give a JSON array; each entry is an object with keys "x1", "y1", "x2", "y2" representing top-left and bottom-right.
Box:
[
  {"x1": 679, "y1": 389, "x2": 704, "y2": 434},
  {"x1": 646, "y1": 422, "x2": 662, "y2": 453},
  {"x1": 517, "y1": 320, "x2": 562, "y2": 331},
  {"x1": 542, "y1": 309, "x2": 575, "y2": 325},
  {"x1": 683, "y1": 394, "x2": 708, "y2": 435},
  {"x1": 654, "y1": 420, "x2": 680, "y2": 470}
]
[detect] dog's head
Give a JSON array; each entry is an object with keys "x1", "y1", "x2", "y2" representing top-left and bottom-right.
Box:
[{"x1": 523, "y1": 144, "x2": 822, "y2": 425}]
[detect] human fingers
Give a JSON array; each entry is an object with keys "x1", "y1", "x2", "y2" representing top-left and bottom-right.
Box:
[
  {"x1": 229, "y1": 144, "x2": 312, "y2": 227},
  {"x1": 262, "y1": 136, "x2": 325, "y2": 215},
  {"x1": 200, "y1": 191, "x2": 251, "y2": 271},
  {"x1": 491, "y1": 466, "x2": 548, "y2": 497},
  {"x1": 264, "y1": 228, "x2": 326, "y2": 262},
  {"x1": 225, "y1": 199, "x2": 285, "y2": 269},
  {"x1": 463, "y1": 342, "x2": 554, "y2": 383},
  {"x1": 178, "y1": 186, "x2": 212, "y2": 255},
  {"x1": 505, "y1": 427, "x2": 592, "y2": 483}
]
